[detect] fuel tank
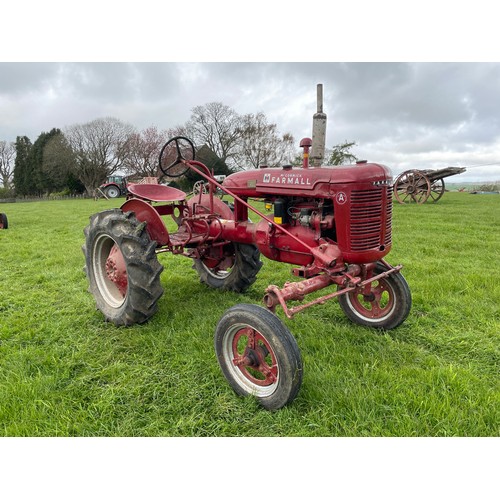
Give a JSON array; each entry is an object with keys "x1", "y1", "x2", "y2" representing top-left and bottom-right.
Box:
[{"x1": 222, "y1": 162, "x2": 392, "y2": 198}]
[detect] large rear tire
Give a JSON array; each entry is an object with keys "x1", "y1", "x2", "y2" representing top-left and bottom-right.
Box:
[
  {"x1": 338, "y1": 262, "x2": 411, "y2": 330},
  {"x1": 105, "y1": 185, "x2": 121, "y2": 198},
  {"x1": 215, "y1": 303, "x2": 303, "y2": 410},
  {"x1": 83, "y1": 209, "x2": 164, "y2": 326},
  {"x1": 193, "y1": 243, "x2": 262, "y2": 293}
]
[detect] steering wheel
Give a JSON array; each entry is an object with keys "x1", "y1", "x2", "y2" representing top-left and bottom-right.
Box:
[{"x1": 158, "y1": 136, "x2": 196, "y2": 178}]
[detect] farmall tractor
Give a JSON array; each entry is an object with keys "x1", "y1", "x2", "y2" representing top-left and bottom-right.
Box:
[{"x1": 83, "y1": 85, "x2": 412, "y2": 410}]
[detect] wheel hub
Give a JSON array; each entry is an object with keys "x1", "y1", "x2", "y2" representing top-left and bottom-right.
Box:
[
  {"x1": 232, "y1": 328, "x2": 277, "y2": 386},
  {"x1": 105, "y1": 245, "x2": 128, "y2": 297}
]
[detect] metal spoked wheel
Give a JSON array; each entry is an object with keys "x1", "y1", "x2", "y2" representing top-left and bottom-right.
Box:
[
  {"x1": 393, "y1": 169, "x2": 431, "y2": 204},
  {"x1": 429, "y1": 178, "x2": 445, "y2": 202},
  {"x1": 215, "y1": 304, "x2": 303, "y2": 410},
  {"x1": 193, "y1": 180, "x2": 207, "y2": 195}
]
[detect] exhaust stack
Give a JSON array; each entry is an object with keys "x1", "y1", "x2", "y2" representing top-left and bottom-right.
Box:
[{"x1": 311, "y1": 83, "x2": 327, "y2": 167}]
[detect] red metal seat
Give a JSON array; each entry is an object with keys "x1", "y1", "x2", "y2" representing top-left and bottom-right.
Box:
[{"x1": 127, "y1": 183, "x2": 186, "y2": 202}]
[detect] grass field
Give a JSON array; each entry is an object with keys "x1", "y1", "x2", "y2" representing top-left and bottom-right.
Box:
[{"x1": 0, "y1": 192, "x2": 498, "y2": 437}]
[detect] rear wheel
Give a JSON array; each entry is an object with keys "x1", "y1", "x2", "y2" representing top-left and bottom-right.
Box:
[
  {"x1": 215, "y1": 304, "x2": 303, "y2": 410},
  {"x1": 338, "y1": 262, "x2": 411, "y2": 330},
  {"x1": 105, "y1": 185, "x2": 121, "y2": 198},
  {"x1": 193, "y1": 243, "x2": 262, "y2": 293},
  {"x1": 83, "y1": 209, "x2": 164, "y2": 325},
  {"x1": 0, "y1": 213, "x2": 8, "y2": 229}
]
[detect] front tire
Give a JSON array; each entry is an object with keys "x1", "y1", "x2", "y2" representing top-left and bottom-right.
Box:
[
  {"x1": 193, "y1": 243, "x2": 262, "y2": 293},
  {"x1": 338, "y1": 262, "x2": 411, "y2": 330},
  {"x1": 83, "y1": 209, "x2": 164, "y2": 326},
  {"x1": 215, "y1": 304, "x2": 303, "y2": 410}
]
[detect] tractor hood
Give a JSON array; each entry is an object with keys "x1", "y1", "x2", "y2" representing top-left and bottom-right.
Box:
[{"x1": 222, "y1": 163, "x2": 392, "y2": 198}]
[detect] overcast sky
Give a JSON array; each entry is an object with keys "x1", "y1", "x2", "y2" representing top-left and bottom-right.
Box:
[{"x1": 1, "y1": 62, "x2": 499, "y2": 182}]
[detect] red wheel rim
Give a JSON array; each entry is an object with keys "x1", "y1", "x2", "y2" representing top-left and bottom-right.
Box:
[
  {"x1": 231, "y1": 327, "x2": 278, "y2": 387},
  {"x1": 349, "y1": 278, "x2": 395, "y2": 319},
  {"x1": 105, "y1": 244, "x2": 128, "y2": 298}
]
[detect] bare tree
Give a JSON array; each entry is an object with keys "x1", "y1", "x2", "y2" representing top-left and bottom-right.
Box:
[
  {"x1": 237, "y1": 112, "x2": 295, "y2": 169},
  {"x1": 185, "y1": 102, "x2": 241, "y2": 166},
  {"x1": 0, "y1": 140, "x2": 16, "y2": 188},
  {"x1": 65, "y1": 117, "x2": 135, "y2": 195},
  {"x1": 122, "y1": 126, "x2": 169, "y2": 178}
]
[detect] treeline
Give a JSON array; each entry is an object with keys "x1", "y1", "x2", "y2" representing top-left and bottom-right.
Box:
[
  {"x1": 1, "y1": 102, "x2": 297, "y2": 197},
  {"x1": 1, "y1": 101, "x2": 358, "y2": 198}
]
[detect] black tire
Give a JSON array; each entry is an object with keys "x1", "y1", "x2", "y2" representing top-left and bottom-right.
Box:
[
  {"x1": 193, "y1": 243, "x2": 262, "y2": 293},
  {"x1": 105, "y1": 185, "x2": 121, "y2": 198},
  {"x1": 338, "y1": 262, "x2": 411, "y2": 330},
  {"x1": 215, "y1": 303, "x2": 303, "y2": 410},
  {"x1": 0, "y1": 213, "x2": 8, "y2": 229},
  {"x1": 83, "y1": 209, "x2": 164, "y2": 326}
]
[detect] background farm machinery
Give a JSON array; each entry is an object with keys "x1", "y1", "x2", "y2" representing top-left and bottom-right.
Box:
[
  {"x1": 83, "y1": 85, "x2": 412, "y2": 409},
  {"x1": 393, "y1": 167, "x2": 466, "y2": 204}
]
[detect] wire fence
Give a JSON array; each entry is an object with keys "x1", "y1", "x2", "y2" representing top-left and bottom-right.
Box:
[{"x1": 0, "y1": 193, "x2": 89, "y2": 204}]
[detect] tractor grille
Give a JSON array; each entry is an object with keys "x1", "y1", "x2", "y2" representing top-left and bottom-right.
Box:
[{"x1": 349, "y1": 187, "x2": 392, "y2": 251}]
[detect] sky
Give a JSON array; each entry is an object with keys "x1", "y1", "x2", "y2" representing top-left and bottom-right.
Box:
[
  {"x1": 1, "y1": 61, "x2": 499, "y2": 183},
  {"x1": 2, "y1": 1, "x2": 500, "y2": 186}
]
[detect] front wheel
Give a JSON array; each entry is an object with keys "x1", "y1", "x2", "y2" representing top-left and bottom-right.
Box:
[
  {"x1": 338, "y1": 262, "x2": 411, "y2": 330},
  {"x1": 215, "y1": 304, "x2": 303, "y2": 410}
]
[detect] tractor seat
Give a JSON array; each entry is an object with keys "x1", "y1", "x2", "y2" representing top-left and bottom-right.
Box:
[{"x1": 127, "y1": 183, "x2": 186, "y2": 202}]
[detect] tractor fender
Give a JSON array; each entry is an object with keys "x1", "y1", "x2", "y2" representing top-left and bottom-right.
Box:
[
  {"x1": 187, "y1": 194, "x2": 234, "y2": 220},
  {"x1": 120, "y1": 198, "x2": 170, "y2": 246}
]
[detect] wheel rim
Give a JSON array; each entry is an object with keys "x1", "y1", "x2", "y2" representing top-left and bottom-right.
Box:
[
  {"x1": 93, "y1": 234, "x2": 128, "y2": 308},
  {"x1": 222, "y1": 323, "x2": 279, "y2": 397},
  {"x1": 345, "y1": 277, "x2": 396, "y2": 323},
  {"x1": 201, "y1": 258, "x2": 234, "y2": 280},
  {"x1": 199, "y1": 245, "x2": 236, "y2": 281},
  {"x1": 394, "y1": 170, "x2": 431, "y2": 204},
  {"x1": 107, "y1": 187, "x2": 120, "y2": 198}
]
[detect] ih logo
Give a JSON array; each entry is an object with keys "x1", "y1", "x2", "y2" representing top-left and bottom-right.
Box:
[
  {"x1": 336, "y1": 192, "x2": 347, "y2": 204},
  {"x1": 263, "y1": 174, "x2": 271, "y2": 183}
]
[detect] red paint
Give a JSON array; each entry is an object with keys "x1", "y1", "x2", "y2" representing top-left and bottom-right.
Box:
[{"x1": 118, "y1": 142, "x2": 397, "y2": 317}]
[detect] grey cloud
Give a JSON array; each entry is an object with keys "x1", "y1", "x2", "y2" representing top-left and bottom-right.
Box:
[{"x1": 1, "y1": 62, "x2": 499, "y2": 181}]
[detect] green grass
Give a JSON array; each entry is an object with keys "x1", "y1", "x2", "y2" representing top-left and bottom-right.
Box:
[{"x1": 0, "y1": 193, "x2": 498, "y2": 436}]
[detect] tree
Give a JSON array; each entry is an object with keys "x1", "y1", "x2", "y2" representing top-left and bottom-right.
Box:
[
  {"x1": 236, "y1": 112, "x2": 295, "y2": 169},
  {"x1": 122, "y1": 126, "x2": 169, "y2": 178},
  {"x1": 64, "y1": 117, "x2": 135, "y2": 195},
  {"x1": 43, "y1": 133, "x2": 83, "y2": 193},
  {"x1": 30, "y1": 128, "x2": 63, "y2": 194},
  {"x1": 0, "y1": 140, "x2": 15, "y2": 189},
  {"x1": 328, "y1": 141, "x2": 358, "y2": 165},
  {"x1": 13, "y1": 136, "x2": 33, "y2": 196},
  {"x1": 185, "y1": 102, "x2": 241, "y2": 166}
]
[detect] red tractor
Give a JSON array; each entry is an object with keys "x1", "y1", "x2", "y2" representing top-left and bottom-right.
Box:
[
  {"x1": 83, "y1": 87, "x2": 411, "y2": 410},
  {"x1": 99, "y1": 176, "x2": 128, "y2": 199}
]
